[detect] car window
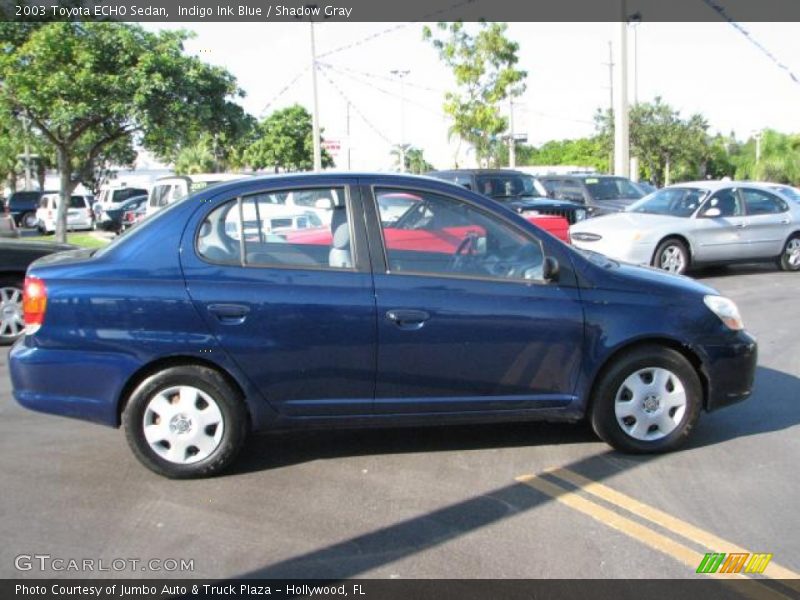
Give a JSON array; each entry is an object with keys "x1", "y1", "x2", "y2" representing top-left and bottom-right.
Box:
[
  {"x1": 583, "y1": 177, "x2": 643, "y2": 201},
  {"x1": 475, "y1": 174, "x2": 543, "y2": 199},
  {"x1": 68, "y1": 196, "x2": 86, "y2": 209},
  {"x1": 704, "y1": 189, "x2": 744, "y2": 217},
  {"x1": 742, "y1": 189, "x2": 788, "y2": 215},
  {"x1": 149, "y1": 184, "x2": 173, "y2": 208},
  {"x1": 375, "y1": 187, "x2": 546, "y2": 282},
  {"x1": 197, "y1": 187, "x2": 352, "y2": 270},
  {"x1": 629, "y1": 187, "x2": 707, "y2": 217}
]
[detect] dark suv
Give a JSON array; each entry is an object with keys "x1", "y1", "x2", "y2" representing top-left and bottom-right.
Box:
[
  {"x1": 427, "y1": 169, "x2": 587, "y2": 225},
  {"x1": 537, "y1": 174, "x2": 645, "y2": 216},
  {"x1": 4, "y1": 191, "x2": 55, "y2": 229}
]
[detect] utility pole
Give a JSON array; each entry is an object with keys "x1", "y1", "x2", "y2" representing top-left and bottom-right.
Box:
[
  {"x1": 391, "y1": 69, "x2": 409, "y2": 173},
  {"x1": 614, "y1": 5, "x2": 630, "y2": 178},
  {"x1": 605, "y1": 41, "x2": 614, "y2": 112},
  {"x1": 309, "y1": 20, "x2": 322, "y2": 172},
  {"x1": 508, "y1": 98, "x2": 516, "y2": 168},
  {"x1": 754, "y1": 130, "x2": 762, "y2": 164}
]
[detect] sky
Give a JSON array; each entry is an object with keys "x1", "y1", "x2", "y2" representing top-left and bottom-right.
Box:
[{"x1": 141, "y1": 21, "x2": 800, "y2": 171}]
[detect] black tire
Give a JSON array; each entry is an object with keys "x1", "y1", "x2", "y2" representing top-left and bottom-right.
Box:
[
  {"x1": 590, "y1": 345, "x2": 702, "y2": 454},
  {"x1": 0, "y1": 278, "x2": 25, "y2": 346},
  {"x1": 778, "y1": 233, "x2": 800, "y2": 272},
  {"x1": 652, "y1": 238, "x2": 689, "y2": 275},
  {"x1": 122, "y1": 365, "x2": 248, "y2": 478},
  {"x1": 21, "y1": 212, "x2": 38, "y2": 229}
]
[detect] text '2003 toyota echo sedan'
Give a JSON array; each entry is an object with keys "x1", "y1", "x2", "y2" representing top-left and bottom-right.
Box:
[{"x1": 9, "y1": 174, "x2": 757, "y2": 478}]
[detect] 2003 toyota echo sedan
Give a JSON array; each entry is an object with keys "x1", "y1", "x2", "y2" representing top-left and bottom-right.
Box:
[{"x1": 9, "y1": 174, "x2": 757, "y2": 478}]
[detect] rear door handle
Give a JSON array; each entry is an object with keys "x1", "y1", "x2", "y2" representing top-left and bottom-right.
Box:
[
  {"x1": 208, "y1": 303, "x2": 250, "y2": 324},
  {"x1": 385, "y1": 309, "x2": 430, "y2": 330}
]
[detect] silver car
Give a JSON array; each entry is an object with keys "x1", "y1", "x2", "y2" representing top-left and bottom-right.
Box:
[{"x1": 569, "y1": 181, "x2": 800, "y2": 274}]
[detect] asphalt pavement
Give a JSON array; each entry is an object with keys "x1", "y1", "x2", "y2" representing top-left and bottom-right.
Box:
[{"x1": 0, "y1": 263, "x2": 798, "y2": 581}]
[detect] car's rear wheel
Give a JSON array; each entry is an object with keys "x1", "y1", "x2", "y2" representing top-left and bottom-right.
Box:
[
  {"x1": 653, "y1": 238, "x2": 689, "y2": 274},
  {"x1": 123, "y1": 365, "x2": 248, "y2": 478},
  {"x1": 21, "y1": 212, "x2": 38, "y2": 229},
  {"x1": 0, "y1": 279, "x2": 25, "y2": 345},
  {"x1": 590, "y1": 345, "x2": 702, "y2": 454},
  {"x1": 778, "y1": 234, "x2": 800, "y2": 271}
]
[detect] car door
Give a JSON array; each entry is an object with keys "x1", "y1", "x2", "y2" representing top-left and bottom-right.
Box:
[
  {"x1": 363, "y1": 181, "x2": 584, "y2": 415},
  {"x1": 740, "y1": 187, "x2": 793, "y2": 258},
  {"x1": 181, "y1": 179, "x2": 377, "y2": 418},
  {"x1": 691, "y1": 187, "x2": 749, "y2": 262}
]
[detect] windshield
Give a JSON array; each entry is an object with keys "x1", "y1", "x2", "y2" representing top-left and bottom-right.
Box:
[
  {"x1": 628, "y1": 187, "x2": 708, "y2": 217},
  {"x1": 475, "y1": 174, "x2": 544, "y2": 199},
  {"x1": 584, "y1": 177, "x2": 644, "y2": 201}
]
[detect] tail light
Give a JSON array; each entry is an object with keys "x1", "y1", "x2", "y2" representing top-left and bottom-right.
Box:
[{"x1": 23, "y1": 276, "x2": 47, "y2": 334}]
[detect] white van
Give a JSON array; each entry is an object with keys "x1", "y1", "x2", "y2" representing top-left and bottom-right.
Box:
[
  {"x1": 146, "y1": 174, "x2": 249, "y2": 217},
  {"x1": 36, "y1": 193, "x2": 95, "y2": 234}
]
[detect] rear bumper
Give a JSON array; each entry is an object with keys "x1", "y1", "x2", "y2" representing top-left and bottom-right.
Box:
[
  {"x1": 9, "y1": 341, "x2": 140, "y2": 427},
  {"x1": 699, "y1": 330, "x2": 758, "y2": 411}
]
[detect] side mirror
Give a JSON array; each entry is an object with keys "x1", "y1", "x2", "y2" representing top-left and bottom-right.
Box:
[
  {"x1": 315, "y1": 198, "x2": 333, "y2": 210},
  {"x1": 702, "y1": 207, "x2": 721, "y2": 218},
  {"x1": 543, "y1": 256, "x2": 560, "y2": 282}
]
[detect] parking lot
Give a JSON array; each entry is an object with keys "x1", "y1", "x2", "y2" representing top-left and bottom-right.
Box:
[{"x1": 1, "y1": 264, "x2": 798, "y2": 581}]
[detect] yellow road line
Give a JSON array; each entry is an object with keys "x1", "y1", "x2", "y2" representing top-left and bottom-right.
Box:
[
  {"x1": 546, "y1": 467, "x2": 800, "y2": 584},
  {"x1": 516, "y1": 474, "x2": 792, "y2": 600}
]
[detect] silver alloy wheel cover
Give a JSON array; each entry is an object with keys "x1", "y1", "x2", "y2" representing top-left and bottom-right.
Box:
[
  {"x1": 659, "y1": 245, "x2": 685, "y2": 273},
  {"x1": 614, "y1": 367, "x2": 687, "y2": 441},
  {"x1": 142, "y1": 385, "x2": 224, "y2": 464},
  {"x1": 23, "y1": 213, "x2": 38, "y2": 228},
  {"x1": 786, "y1": 238, "x2": 800, "y2": 268},
  {"x1": 0, "y1": 286, "x2": 25, "y2": 340}
]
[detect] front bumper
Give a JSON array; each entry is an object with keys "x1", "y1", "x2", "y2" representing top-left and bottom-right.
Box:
[
  {"x1": 698, "y1": 330, "x2": 758, "y2": 411},
  {"x1": 570, "y1": 237, "x2": 655, "y2": 266}
]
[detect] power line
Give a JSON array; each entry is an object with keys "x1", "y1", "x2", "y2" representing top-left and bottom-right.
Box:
[
  {"x1": 258, "y1": 67, "x2": 309, "y2": 117},
  {"x1": 316, "y1": 65, "x2": 394, "y2": 145},
  {"x1": 318, "y1": 62, "x2": 444, "y2": 94},
  {"x1": 316, "y1": 0, "x2": 479, "y2": 59},
  {"x1": 702, "y1": 0, "x2": 800, "y2": 86},
  {"x1": 319, "y1": 62, "x2": 448, "y2": 118}
]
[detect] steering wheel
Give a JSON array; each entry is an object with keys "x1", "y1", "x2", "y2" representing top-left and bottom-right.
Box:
[{"x1": 450, "y1": 232, "x2": 479, "y2": 272}]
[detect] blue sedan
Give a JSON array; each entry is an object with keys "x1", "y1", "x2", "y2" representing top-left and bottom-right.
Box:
[{"x1": 9, "y1": 174, "x2": 757, "y2": 478}]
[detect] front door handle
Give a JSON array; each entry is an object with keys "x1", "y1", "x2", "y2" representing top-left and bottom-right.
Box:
[
  {"x1": 208, "y1": 303, "x2": 250, "y2": 324},
  {"x1": 385, "y1": 309, "x2": 430, "y2": 330}
]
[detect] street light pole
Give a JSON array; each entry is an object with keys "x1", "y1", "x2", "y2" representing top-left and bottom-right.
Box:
[
  {"x1": 391, "y1": 69, "x2": 410, "y2": 173},
  {"x1": 309, "y1": 20, "x2": 322, "y2": 172},
  {"x1": 614, "y1": 5, "x2": 630, "y2": 178}
]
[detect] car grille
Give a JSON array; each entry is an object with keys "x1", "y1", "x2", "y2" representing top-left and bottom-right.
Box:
[{"x1": 535, "y1": 207, "x2": 580, "y2": 225}]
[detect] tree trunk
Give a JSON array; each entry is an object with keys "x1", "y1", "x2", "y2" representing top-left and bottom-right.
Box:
[
  {"x1": 664, "y1": 155, "x2": 671, "y2": 187},
  {"x1": 36, "y1": 162, "x2": 46, "y2": 192},
  {"x1": 56, "y1": 146, "x2": 77, "y2": 244},
  {"x1": 6, "y1": 173, "x2": 17, "y2": 194}
]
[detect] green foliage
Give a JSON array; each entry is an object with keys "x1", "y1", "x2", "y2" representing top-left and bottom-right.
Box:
[
  {"x1": 390, "y1": 144, "x2": 435, "y2": 174},
  {"x1": 0, "y1": 22, "x2": 247, "y2": 241},
  {"x1": 510, "y1": 137, "x2": 609, "y2": 172},
  {"x1": 595, "y1": 98, "x2": 713, "y2": 185},
  {"x1": 243, "y1": 104, "x2": 333, "y2": 172},
  {"x1": 732, "y1": 129, "x2": 800, "y2": 184},
  {"x1": 424, "y1": 21, "x2": 526, "y2": 166},
  {"x1": 174, "y1": 136, "x2": 217, "y2": 175}
]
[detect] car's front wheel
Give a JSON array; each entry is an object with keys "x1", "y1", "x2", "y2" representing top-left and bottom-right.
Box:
[
  {"x1": 778, "y1": 234, "x2": 800, "y2": 272},
  {"x1": 123, "y1": 365, "x2": 248, "y2": 478},
  {"x1": 653, "y1": 238, "x2": 689, "y2": 274},
  {"x1": 0, "y1": 279, "x2": 25, "y2": 345},
  {"x1": 590, "y1": 345, "x2": 702, "y2": 454},
  {"x1": 21, "y1": 212, "x2": 38, "y2": 229}
]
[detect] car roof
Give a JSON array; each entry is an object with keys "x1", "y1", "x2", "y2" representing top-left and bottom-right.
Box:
[
  {"x1": 664, "y1": 180, "x2": 782, "y2": 192},
  {"x1": 154, "y1": 173, "x2": 251, "y2": 184},
  {"x1": 428, "y1": 169, "x2": 528, "y2": 176}
]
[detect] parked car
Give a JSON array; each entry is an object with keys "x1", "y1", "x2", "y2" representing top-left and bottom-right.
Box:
[
  {"x1": 120, "y1": 202, "x2": 147, "y2": 232},
  {"x1": 10, "y1": 173, "x2": 757, "y2": 478},
  {"x1": 428, "y1": 168, "x2": 587, "y2": 228},
  {"x1": 569, "y1": 181, "x2": 800, "y2": 274},
  {"x1": 37, "y1": 193, "x2": 96, "y2": 234},
  {"x1": 36, "y1": 193, "x2": 95, "y2": 234},
  {"x1": 94, "y1": 186, "x2": 148, "y2": 226},
  {"x1": 538, "y1": 174, "x2": 646, "y2": 215},
  {"x1": 146, "y1": 173, "x2": 250, "y2": 217},
  {"x1": 4, "y1": 191, "x2": 55, "y2": 229},
  {"x1": 635, "y1": 181, "x2": 658, "y2": 195},
  {"x1": 0, "y1": 239, "x2": 74, "y2": 344},
  {"x1": 100, "y1": 195, "x2": 148, "y2": 233}
]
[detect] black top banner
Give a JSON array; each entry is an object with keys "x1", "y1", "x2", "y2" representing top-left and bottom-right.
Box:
[{"x1": 2, "y1": 0, "x2": 800, "y2": 22}]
